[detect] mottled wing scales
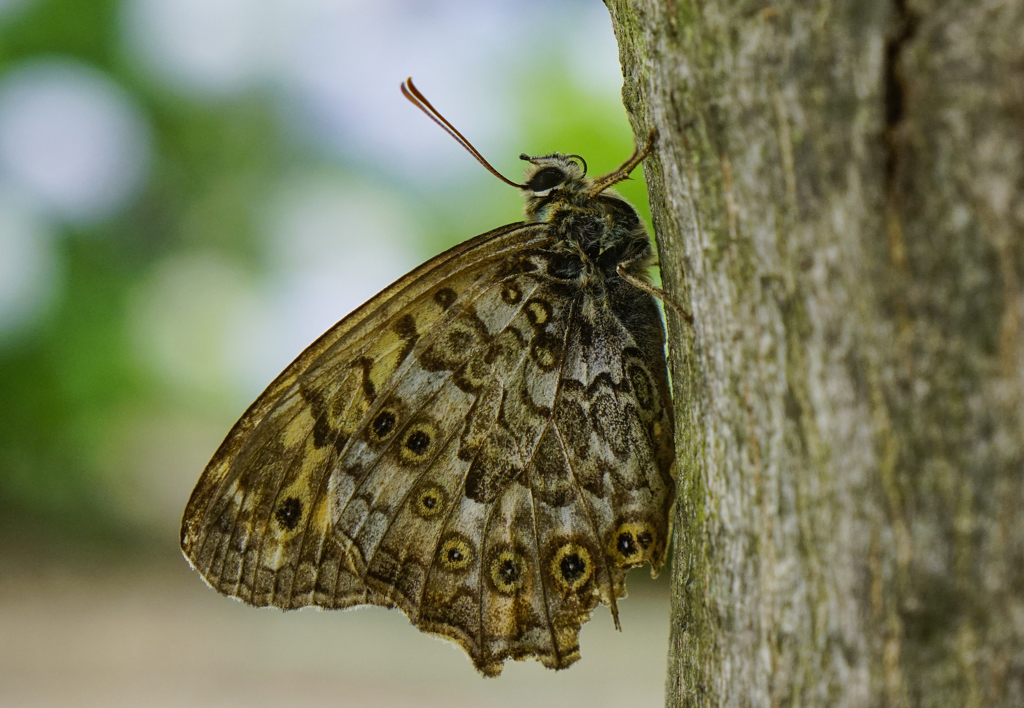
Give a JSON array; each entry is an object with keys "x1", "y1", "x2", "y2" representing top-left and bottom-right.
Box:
[
  {"x1": 180, "y1": 221, "x2": 675, "y2": 677},
  {"x1": 426, "y1": 282, "x2": 580, "y2": 675},
  {"x1": 477, "y1": 479, "x2": 555, "y2": 675},
  {"x1": 487, "y1": 280, "x2": 676, "y2": 671},
  {"x1": 555, "y1": 283, "x2": 675, "y2": 581},
  {"x1": 326, "y1": 264, "x2": 550, "y2": 567},
  {"x1": 524, "y1": 423, "x2": 609, "y2": 669},
  {"x1": 336, "y1": 274, "x2": 578, "y2": 673},
  {"x1": 180, "y1": 224, "x2": 551, "y2": 610},
  {"x1": 359, "y1": 429, "x2": 467, "y2": 610}
]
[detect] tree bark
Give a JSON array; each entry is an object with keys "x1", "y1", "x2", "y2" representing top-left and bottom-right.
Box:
[{"x1": 605, "y1": 1, "x2": 1024, "y2": 705}]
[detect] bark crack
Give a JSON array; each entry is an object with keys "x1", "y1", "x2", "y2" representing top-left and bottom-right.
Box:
[
  {"x1": 883, "y1": 0, "x2": 920, "y2": 378},
  {"x1": 883, "y1": 0, "x2": 919, "y2": 187}
]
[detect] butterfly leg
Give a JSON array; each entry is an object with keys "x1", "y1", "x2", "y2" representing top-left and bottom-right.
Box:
[
  {"x1": 615, "y1": 261, "x2": 694, "y2": 325},
  {"x1": 588, "y1": 129, "x2": 658, "y2": 196}
]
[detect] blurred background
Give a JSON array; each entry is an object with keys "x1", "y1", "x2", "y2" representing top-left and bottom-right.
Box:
[{"x1": 0, "y1": 0, "x2": 668, "y2": 705}]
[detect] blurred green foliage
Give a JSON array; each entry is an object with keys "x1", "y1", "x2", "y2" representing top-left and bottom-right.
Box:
[{"x1": 0, "y1": 0, "x2": 650, "y2": 548}]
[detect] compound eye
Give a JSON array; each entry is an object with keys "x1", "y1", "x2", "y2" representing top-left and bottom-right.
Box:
[{"x1": 527, "y1": 166, "x2": 565, "y2": 193}]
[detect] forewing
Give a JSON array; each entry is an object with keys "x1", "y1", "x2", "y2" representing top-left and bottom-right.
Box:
[{"x1": 179, "y1": 222, "x2": 552, "y2": 609}]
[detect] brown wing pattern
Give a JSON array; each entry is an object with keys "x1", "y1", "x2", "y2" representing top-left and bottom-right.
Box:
[
  {"x1": 180, "y1": 223, "x2": 551, "y2": 605},
  {"x1": 180, "y1": 222, "x2": 674, "y2": 676},
  {"x1": 460, "y1": 276, "x2": 674, "y2": 674}
]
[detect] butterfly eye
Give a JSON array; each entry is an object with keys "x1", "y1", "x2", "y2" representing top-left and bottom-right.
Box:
[
  {"x1": 609, "y1": 521, "x2": 658, "y2": 566},
  {"x1": 439, "y1": 535, "x2": 474, "y2": 571},
  {"x1": 490, "y1": 550, "x2": 527, "y2": 593},
  {"x1": 413, "y1": 483, "x2": 446, "y2": 518},
  {"x1": 549, "y1": 542, "x2": 593, "y2": 591},
  {"x1": 526, "y1": 166, "x2": 566, "y2": 193}
]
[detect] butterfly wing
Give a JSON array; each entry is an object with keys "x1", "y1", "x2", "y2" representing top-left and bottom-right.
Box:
[
  {"x1": 180, "y1": 223, "x2": 674, "y2": 676},
  {"x1": 461, "y1": 274, "x2": 675, "y2": 674},
  {"x1": 180, "y1": 222, "x2": 552, "y2": 606}
]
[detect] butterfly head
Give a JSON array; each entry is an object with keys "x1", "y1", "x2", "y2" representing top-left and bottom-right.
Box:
[
  {"x1": 518, "y1": 153, "x2": 588, "y2": 197},
  {"x1": 516, "y1": 149, "x2": 653, "y2": 283}
]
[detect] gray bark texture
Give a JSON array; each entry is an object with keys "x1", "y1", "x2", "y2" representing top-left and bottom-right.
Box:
[{"x1": 604, "y1": 1, "x2": 1024, "y2": 706}]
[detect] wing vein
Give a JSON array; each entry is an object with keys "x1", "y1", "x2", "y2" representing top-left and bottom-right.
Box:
[
  {"x1": 520, "y1": 418, "x2": 562, "y2": 668},
  {"x1": 354, "y1": 277, "x2": 545, "y2": 601},
  {"x1": 551, "y1": 297, "x2": 622, "y2": 624},
  {"x1": 328, "y1": 270, "x2": 534, "y2": 554}
]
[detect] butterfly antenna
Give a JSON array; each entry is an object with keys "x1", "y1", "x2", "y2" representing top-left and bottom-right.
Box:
[{"x1": 402, "y1": 78, "x2": 526, "y2": 189}]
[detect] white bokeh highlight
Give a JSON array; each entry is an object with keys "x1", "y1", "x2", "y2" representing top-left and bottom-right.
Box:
[
  {"x1": 0, "y1": 58, "x2": 152, "y2": 223},
  {"x1": 121, "y1": 0, "x2": 272, "y2": 96},
  {"x1": 120, "y1": 0, "x2": 612, "y2": 180},
  {"x1": 131, "y1": 176, "x2": 419, "y2": 398},
  {"x1": 253, "y1": 173, "x2": 420, "y2": 391}
]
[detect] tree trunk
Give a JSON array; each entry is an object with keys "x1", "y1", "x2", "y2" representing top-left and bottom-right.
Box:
[{"x1": 605, "y1": 1, "x2": 1024, "y2": 705}]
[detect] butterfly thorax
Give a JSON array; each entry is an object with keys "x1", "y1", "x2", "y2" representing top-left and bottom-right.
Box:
[{"x1": 519, "y1": 153, "x2": 653, "y2": 288}]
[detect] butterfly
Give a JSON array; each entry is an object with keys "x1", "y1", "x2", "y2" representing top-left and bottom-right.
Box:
[{"x1": 180, "y1": 78, "x2": 680, "y2": 676}]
